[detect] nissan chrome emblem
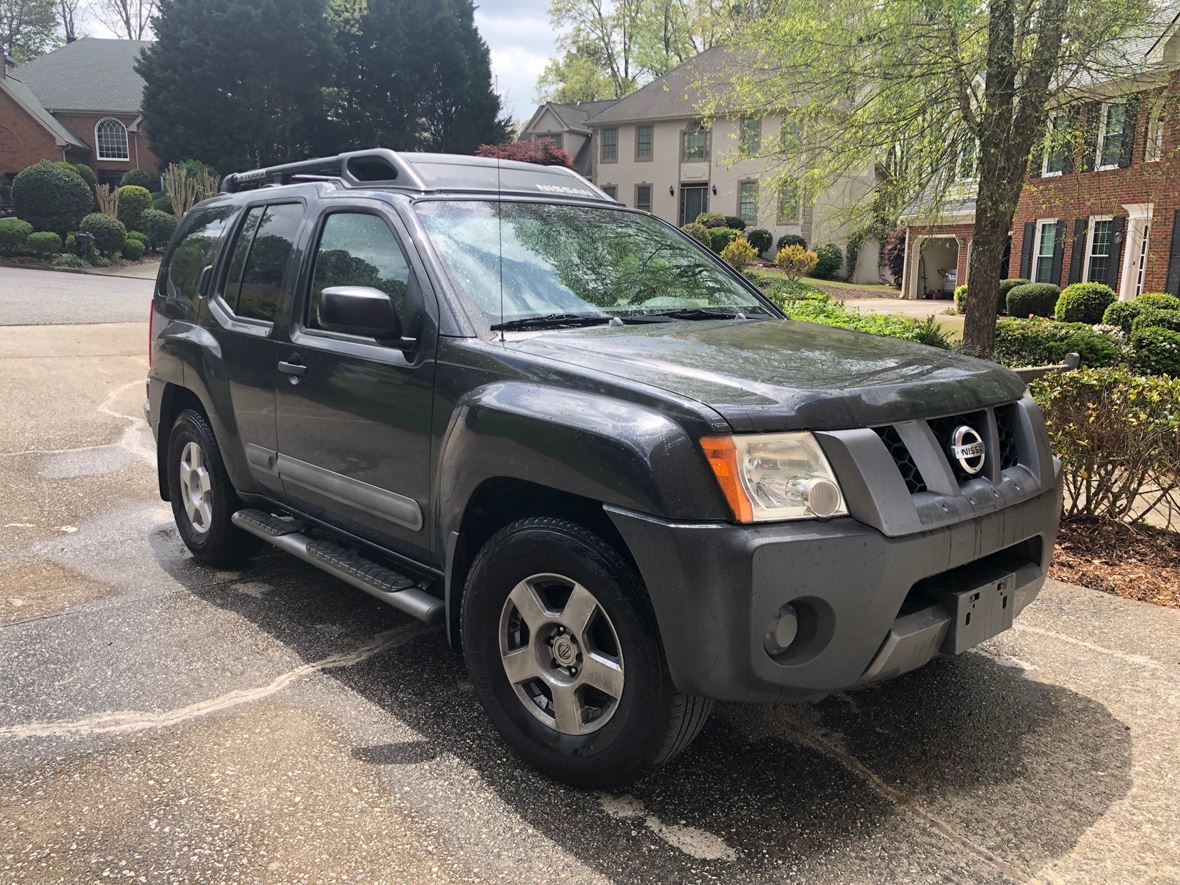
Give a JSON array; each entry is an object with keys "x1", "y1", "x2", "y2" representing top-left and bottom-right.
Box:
[{"x1": 950, "y1": 425, "x2": 986, "y2": 475}]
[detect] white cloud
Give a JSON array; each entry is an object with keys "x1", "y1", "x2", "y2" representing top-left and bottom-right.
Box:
[{"x1": 474, "y1": 0, "x2": 560, "y2": 123}]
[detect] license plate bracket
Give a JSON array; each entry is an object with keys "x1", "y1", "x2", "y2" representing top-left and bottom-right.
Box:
[{"x1": 937, "y1": 572, "x2": 1015, "y2": 655}]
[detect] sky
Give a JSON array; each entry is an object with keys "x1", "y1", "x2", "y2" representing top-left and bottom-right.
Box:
[{"x1": 473, "y1": 0, "x2": 559, "y2": 124}]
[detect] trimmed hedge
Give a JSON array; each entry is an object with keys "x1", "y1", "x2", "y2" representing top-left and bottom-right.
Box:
[
  {"x1": 1102, "y1": 300, "x2": 1141, "y2": 334},
  {"x1": 12, "y1": 161, "x2": 94, "y2": 236},
  {"x1": 776, "y1": 233, "x2": 807, "y2": 252},
  {"x1": 0, "y1": 217, "x2": 33, "y2": 253},
  {"x1": 812, "y1": 243, "x2": 843, "y2": 279},
  {"x1": 722, "y1": 215, "x2": 746, "y2": 230},
  {"x1": 121, "y1": 237, "x2": 146, "y2": 260},
  {"x1": 140, "y1": 208, "x2": 178, "y2": 249},
  {"x1": 120, "y1": 168, "x2": 158, "y2": 190},
  {"x1": 1135, "y1": 292, "x2": 1180, "y2": 312},
  {"x1": 680, "y1": 221, "x2": 710, "y2": 247},
  {"x1": 71, "y1": 163, "x2": 98, "y2": 191},
  {"x1": 151, "y1": 191, "x2": 173, "y2": 214},
  {"x1": 993, "y1": 317, "x2": 1127, "y2": 368},
  {"x1": 25, "y1": 231, "x2": 63, "y2": 254},
  {"x1": 1132, "y1": 308, "x2": 1180, "y2": 335},
  {"x1": 1055, "y1": 282, "x2": 1116, "y2": 324},
  {"x1": 1006, "y1": 282, "x2": 1060, "y2": 318},
  {"x1": 1130, "y1": 325, "x2": 1180, "y2": 376},
  {"x1": 746, "y1": 228, "x2": 772, "y2": 254},
  {"x1": 707, "y1": 227, "x2": 740, "y2": 254},
  {"x1": 80, "y1": 212, "x2": 127, "y2": 256},
  {"x1": 116, "y1": 185, "x2": 153, "y2": 231}
]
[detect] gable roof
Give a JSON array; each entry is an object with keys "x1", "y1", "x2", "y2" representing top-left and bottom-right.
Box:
[
  {"x1": 586, "y1": 46, "x2": 746, "y2": 125},
  {"x1": 0, "y1": 73, "x2": 88, "y2": 150},
  {"x1": 14, "y1": 38, "x2": 149, "y2": 113},
  {"x1": 523, "y1": 98, "x2": 620, "y2": 135}
]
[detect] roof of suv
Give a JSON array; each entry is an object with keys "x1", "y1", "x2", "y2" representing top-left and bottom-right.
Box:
[{"x1": 219, "y1": 149, "x2": 617, "y2": 205}]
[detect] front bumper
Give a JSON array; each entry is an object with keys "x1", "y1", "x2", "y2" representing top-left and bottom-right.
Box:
[{"x1": 606, "y1": 474, "x2": 1062, "y2": 703}]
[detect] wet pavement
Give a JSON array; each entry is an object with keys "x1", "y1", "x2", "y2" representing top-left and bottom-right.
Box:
[{"x1": 1, "y1": 271, "x2": 1179, "y2": 883}]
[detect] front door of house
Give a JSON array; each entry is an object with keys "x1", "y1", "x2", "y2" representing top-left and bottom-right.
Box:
[{"x1": 679, "y1": 186, "x2": 708, "y2": 226}]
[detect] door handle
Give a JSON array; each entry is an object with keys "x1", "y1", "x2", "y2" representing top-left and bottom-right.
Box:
[{"x1": 277, "y1": 360, "x2": 307, "y2": 377}]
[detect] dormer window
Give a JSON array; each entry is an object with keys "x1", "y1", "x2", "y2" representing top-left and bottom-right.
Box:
[{"x1": 95, "y1": 118, "x2": 129, "y2": 161}]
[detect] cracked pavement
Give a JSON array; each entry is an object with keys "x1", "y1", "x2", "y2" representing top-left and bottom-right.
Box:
[{"x1": 1, "y1": 270, "x2": 1178, "y2": 883}]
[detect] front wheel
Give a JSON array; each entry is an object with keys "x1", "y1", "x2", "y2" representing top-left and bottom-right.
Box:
[{"x1": 461, "y1": 517, "x2": 711, "y2": 787}]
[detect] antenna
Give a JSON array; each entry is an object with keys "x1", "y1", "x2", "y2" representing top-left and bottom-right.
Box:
[{"x1": 496, "y1": 155, "x2": 505, "y2": 343}]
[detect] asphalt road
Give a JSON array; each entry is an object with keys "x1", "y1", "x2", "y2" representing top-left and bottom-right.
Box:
[
  {"x1": 0, "y1": 265, "x2": 153, "y2": 325},
  {"x1": 2, "y1": 267, "x2": 1179, "y2": 883}
]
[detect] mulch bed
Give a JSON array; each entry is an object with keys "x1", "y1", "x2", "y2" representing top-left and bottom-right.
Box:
[{"x1": 1051, "y1": 518, "x2": 1180, "y2": 608}]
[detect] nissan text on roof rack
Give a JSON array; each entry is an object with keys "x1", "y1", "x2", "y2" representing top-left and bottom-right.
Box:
[{"x1": 146, "y1": 149, "x2": 1062, "y2": 786}]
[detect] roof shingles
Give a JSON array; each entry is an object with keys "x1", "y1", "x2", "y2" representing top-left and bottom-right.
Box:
[{"x1": 14, "y1": 38, "x2": 148, "y2": 113}]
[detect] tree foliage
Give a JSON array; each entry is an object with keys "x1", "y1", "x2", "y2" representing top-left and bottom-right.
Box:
[
  {"x1": 0, "y1": 0, "x2": 57, "y2": 62},
  {"x1": 475, "y1": 140, "x2": 574, "y2": 167}
]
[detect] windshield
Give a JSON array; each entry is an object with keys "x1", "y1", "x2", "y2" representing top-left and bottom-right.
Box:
[{"x1": 414, "y1": 200, "x2": 770, "y2": 324}]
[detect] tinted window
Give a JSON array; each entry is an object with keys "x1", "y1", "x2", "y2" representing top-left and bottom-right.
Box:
[
  {"x1": 165, "y1": 205, "x2": 235, "y2": 303},
  {"x1": 236, "y1": 203, "x2": 303, "y2": 322},
  {"x1": 308, "y1": 212, "x2": 414, "y2": 334},
  {"x1": 222, "y1": 206, "x2": 264, "y2": 312}
]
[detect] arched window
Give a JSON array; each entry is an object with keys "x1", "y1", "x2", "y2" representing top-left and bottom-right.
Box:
[{"x1": 95, "y1": 118, "x2": 129, "y2": 161}]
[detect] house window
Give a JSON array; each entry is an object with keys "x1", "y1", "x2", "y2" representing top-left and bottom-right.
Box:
[
  {"x1": 1145, "y1": 102, "x2": 1164, "y2": 162},
  {"x1": 635, "y1": 184, "x2": 652, "y2": 212},
  {"x1": 601, "y1": 128, "x2": 618, "y2": 163},
  {"x1": 681, "y1": 125, "x2": 709, "y2": 162},
  {"x1": 1096, "y1": 103, "x2": 1128, "y2": 169},
  {"x1": 636, "y1": 125, "x2": 653, "y2": 160},
  {"x1": 602, "y1": 184, "x2": 617, "y2": 200},
  {"x1": 738, "y1": 181, "x2": 757, "y2": 224},
  {"x1": 95, "y1": 118, "x2": 129, "y2": 161},
  {"x1": 780, "y1": 119, "x2": 801, "y2": 151},
  {"x1": 1084, "y1": 217, "x2": 1113, "y2": 283},
  {"x1": 739, "y1": 118, "x2": 760, "y2": 156},
  {"x1": 1033, "y1": 219, "x2": 1058, "y2": 283},
  {"x1": 1041, "y1": 115, "x2": 1068, "y2": 176},
  {"x1": 956, "y1": 138, "x2": 979, "y2": 181},
  {"x1": 777, "y1": 181, "x2": 799, "y2": 224},
  {"x1": 535, "y1": 132, "x2": 563, "y2": 149}
]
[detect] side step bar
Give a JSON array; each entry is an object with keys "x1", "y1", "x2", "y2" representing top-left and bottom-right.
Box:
[{"x1": 232, "y1": 509, "x2": 444, "y2": 625}]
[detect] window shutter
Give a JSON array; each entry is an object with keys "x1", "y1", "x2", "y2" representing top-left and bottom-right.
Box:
[
  {"x1": 1068, "y1": 218, "x2": 1087, "y2": 284},
  {"x1": 1050, "y1": 219, "x2": 1066, "y2": 286},
  {"x1": 1081, "y1": 103, "x2": 1101, "y2": 172},
  {"x1": 1119, "y1": 97, "x2": 1139, "y2": 168},
  {"x1": 1106, "y1": 216, "x2": 1127, "y2": 289},
  {"x1": 1166, "y1": 209, "x2": 1180, "y2": 297},
  {"x1": 1020, "y1": 222, "x2": 1035, "y2": 279}
]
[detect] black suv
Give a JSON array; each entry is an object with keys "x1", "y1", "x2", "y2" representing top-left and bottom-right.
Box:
[{"x1": 147, "y1": 149, "x2": 1061, "y2": 786}]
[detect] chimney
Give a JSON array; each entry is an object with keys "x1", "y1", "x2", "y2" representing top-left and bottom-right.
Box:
[{"x1": 0, "y1": 53, "x2": 12, "y2": 80}]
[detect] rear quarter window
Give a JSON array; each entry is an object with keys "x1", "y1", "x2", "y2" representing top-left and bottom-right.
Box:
[{"x1": 161, "y1": 204, "x2": 236, "y2": 310}]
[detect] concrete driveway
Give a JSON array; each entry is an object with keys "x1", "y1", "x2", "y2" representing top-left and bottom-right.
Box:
[{"x1": 1, "y1": 267, "x2": 1178, "y2": 883}]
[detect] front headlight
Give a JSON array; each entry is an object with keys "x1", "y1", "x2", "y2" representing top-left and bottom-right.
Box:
[{"x1": 699, "y1": 433, "x2": 847, "y2": 523}]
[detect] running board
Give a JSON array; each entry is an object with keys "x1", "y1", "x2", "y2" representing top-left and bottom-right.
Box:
[{"x1": 232, "y1": 508, "x2": 444, "y2": 625}]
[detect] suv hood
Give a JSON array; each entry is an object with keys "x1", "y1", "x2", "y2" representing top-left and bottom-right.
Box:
[{"x1": 507, "y1": 318, "x2": 1027, "y2": 431}]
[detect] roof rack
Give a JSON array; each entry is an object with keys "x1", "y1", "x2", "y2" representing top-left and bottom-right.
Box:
[{"x1": 220, "y1": 148, "x2": 429, "y2": 194}]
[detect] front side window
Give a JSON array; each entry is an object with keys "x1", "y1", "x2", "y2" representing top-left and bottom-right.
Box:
[
  {"x1": 1034, "y1": 220, "x2": 1058, "y2": 283},
  {"x1": 233, "y1": 203, "x2": 303, "y2": 322},
  {"x1": 635, "y1": 184, "x2": 652, "y2": 212},
  {"x1": 1097, "y1": 103, "x2": 1128, "y2": 169},
  {"x1": 601, "y1": 128, "x2": 618, "y2": 162},
  {"x1": 682, "y1": 126, "x2": 709, "y2": 162},
  {"x1": 414, "y1": 200, "x2": 768, "y2": 324},
  {"x1": 165, "y1": 205, "x2": 235, "y2": 303},
  {"x1": 95, "y1": 118, "x2": 129, "y2": 161},
  {"x1": 738, "y1": 181, "x2": 758, "y2": 224},
  {"x1": 1084, "y1": 218, "x2": 1113, "y2": 283},
  {"x1": 308, "y1": 212, "x2": 414, "y2": 334},
  {"x1": 636, "y1": 125, "x2": 653, "y2": 160},
  {"x1": 739, "y1": 118, "x2": 760, "y2": 156}
]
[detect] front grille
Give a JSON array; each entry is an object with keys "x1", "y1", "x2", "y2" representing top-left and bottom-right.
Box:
[
  {"x1": 995, "y1": 405, "x2": 1019, "y2": 469},
  {"x1": 875, "y1": 426, "x2": 927, "y2": 493},
  {"x1": 928, "y1": 411, "x2": 988, "y2": 483}
]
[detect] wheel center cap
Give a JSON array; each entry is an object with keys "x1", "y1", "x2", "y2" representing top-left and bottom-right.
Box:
[{"x1": 553, "y1": 635, "x2": 576, "y2": 665}]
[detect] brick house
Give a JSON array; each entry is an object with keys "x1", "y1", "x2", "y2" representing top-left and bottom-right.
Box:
[
  {"x1": 0, "y1": 38, "x2": 157, "y2": 193},
  {"x1": 900, "y1": 23, "x2": 1180, "y2": 301}
]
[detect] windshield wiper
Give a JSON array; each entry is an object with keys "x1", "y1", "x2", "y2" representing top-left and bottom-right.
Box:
[
  {"x1": 626, "y1": 307, "x2": 762, "y2": 322},
  {"x1": 491, "y1": 313, "x2": 616, "y2": 331}
]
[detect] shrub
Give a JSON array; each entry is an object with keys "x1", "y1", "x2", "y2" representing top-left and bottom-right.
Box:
[
  {"x1": 707, "y1": 226, "x2": 740, "y2": 254},
  {"x1": 720, "y1": 236, "x2": 758, "y2": 270},
  {"x1": 71, "y1": 163, "x2": 98, "y2": 191},
  {"x1": 0, "y1": 217, "x2": 33, "y2": 253},
  {"x1": 120, "y1": 168, "x2": 158, "y2": 190},
  {"x1": 1130, "y1": 325, "x2": 1180, "y2": 376},
  {"x1": 1135, "y1": 292, "x2": 1180, "y2": 312},
  {"x1": 749, "y1": 271, "x2": 827, "y2": 303},
  {"x1": 116, "y1": 185, "x2": 152, "y2": 231},
  {"x1": 91, "y1": 255, "x2": 111, "y2": 267},
  {"x1": 1102, "y1": 300, "x2": 1142, "y2": 334},
  {"x1": 1030, "y1": 368, "x2": 1180, "y2": 521},
  {"x1": 126, "y1": 229, "x2": 149, "y2": 247},
  {"x1": 121, "y1": 237, "x2": 146, "y2": 260},
  {"x1": 11, "y1": 160, "x2": 94, "y2": 236},
  {"x1": 776, "y1": 233, "x2": 807, "y2": 252},
  {"x1": 783, "y1": 298, "x2": 951, "y2": 348},
  {"x1": 140, "y1": 208, "x2": 178, "y2": 249},
  {"x1": 1132, "y1": 308, "x2": 1180, "y2": 336},
  {"x1": 52, "y1": 253, "x2": 89, "y2": 269},
  {"x1": 680, "y1": 221, "x2": 710, "y2": 247},
  {"x1": 993, "y1": 317, "x2": 1127, "y2": 368},
  {"x1": 1055, "y1": 282, "x2": 1116, "y2": 323},
  {"x1": 883, "y1": 227, "x2": 906, "y2": 286},
  {"x1": 722, "y1": 215, "x2": 746, "y2": 231},
  {"x1": 1006, "y1": 282, "x2": 1060, "y2": 318},
  {"x1": 953, "y1": 284, "x2": 969, "y2": 313},
  {"x1": 80, "y1": 212, "x2": 127, "y2": 256},
  {"x1": 812, "y1": 243, "x2": 843, "y2": 280},
  {"x1": 746, "y1": 228, "x2": 772, "y2": 254},
  {"x1": 25, "y1": 231, "x2": 63, "y2": 254},
  {"x1": 775, "y1": 244, "x2": 818, "y2": 280},
  {"x1": 151, "y1": 190, "x2": 173, "y2": 214},
  {"x1": 696, "y1": 212, "x2": 727, "y2": 228}
]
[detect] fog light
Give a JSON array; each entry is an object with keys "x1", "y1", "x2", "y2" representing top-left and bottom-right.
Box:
[
  {"x1": 764, "y1": 603, "x2": 799, "y2": 656},
  {"x1": 802, "y1": 478, "x2": 842, "y2": 518}
]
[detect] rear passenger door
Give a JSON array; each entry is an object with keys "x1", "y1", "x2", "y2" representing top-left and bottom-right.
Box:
[
  {"x1": 273, "y1": 205, "x2": 437, "y2": 563},
  {"x1": 205, "y1": 201, "x2": 306, "y2": 495}
]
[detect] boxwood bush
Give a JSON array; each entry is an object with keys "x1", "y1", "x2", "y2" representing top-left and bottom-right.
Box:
[
  {"x1": 0, "y1": 217, "x2": 33, "y2": 253},
  {"x1": 707, "y1": 226, "x2": 740, "y2": 254},
  {"x1": 25, "y1": 231, "x2": 63, "y2": 254},
  {"x1": 80, "y1": 212, "x2": 127, "y2": 256},
  {"x1": 993, "y1": 317, "x2": 1127, "y2": 368},
  {"x1": 120, "y1": 168, "x2": 158, "y2": 190},
  {"x1": 812, "y1": 243, "x2": 843, "y2": 279},
  {"x1": 1055, "y1": 282, "x2": 1116, "y2": 323},
  {"x1": 1132, "y1": 308, "x2": 1180, "y2": 335},
  {"x1": 71, "y1": 163, "x2": 98, "y2": 192},
  {"x1": 776, "y1": 233, "x2": 807, "y2": 252},
  {"x1": 953, "y1": 284, "x2": 969, "y2": 313},
  {"x1": 151, "y1": 191, "x2": 173, "y2": 214},
  {"x1": 1135, "y1": 292, "x2": 1180, "y2": 312},
  {"x1": 116, "y1": 185, "x2": 153, "y2": 231},
  {"x1": 140, "y1": 208, "x2": 178, "y2": 249},
  {"x1": 746, "y1": 228, "x2": 772, "y2": 254},
  {"x1": 1006, "y1": 282, "x2": 1060, "y2": 318},
  {"x1": 1131, "y1": 325, "x2": 1180, "y2": 376},
  {"x1": 1102, "y1": 300, "x2": 1141, "y2": 334},
  {"x1": 722, "y1": 215, "x2": 746, "y2": 230},
  {"x1": 12, "y1": 161, "x2": 94, "y2": 236},
  {"x1": 121, "y1": 237, "x2": 146, "y2": 260},
  {"x1": 680, "y1": 221, "x2": 709, "y2": 247}
]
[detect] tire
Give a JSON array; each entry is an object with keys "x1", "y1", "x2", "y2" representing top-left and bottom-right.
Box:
[
  {"x1": 461, "y1": 517, "x2": 712, "y2": 787},
  {"x1": 166, "y1": 408, "x2": 255, "y2": 567}
]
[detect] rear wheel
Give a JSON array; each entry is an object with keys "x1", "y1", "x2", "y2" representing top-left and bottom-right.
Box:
[{"x1": 462, "y1": 517, "x2": 711, "y2": 787}]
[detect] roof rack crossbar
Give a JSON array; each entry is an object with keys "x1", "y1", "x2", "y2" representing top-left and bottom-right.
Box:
[{"x1": 220, "y1": 148, "x2": 428, "y2": 193}]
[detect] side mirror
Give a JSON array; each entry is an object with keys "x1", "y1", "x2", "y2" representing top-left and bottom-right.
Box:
[{"x1": 318, "y1": 285, "x2": 404, "y2": 341}]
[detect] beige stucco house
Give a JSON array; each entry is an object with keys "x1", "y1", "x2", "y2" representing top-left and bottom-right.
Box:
[{"x1": 519, "y1": 99, "x2": 620, "y2": 179}]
